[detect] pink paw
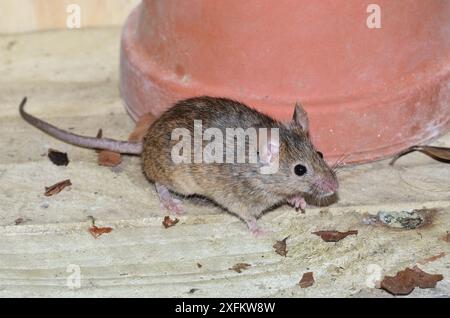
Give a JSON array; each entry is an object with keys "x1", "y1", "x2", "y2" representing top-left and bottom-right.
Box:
[
  {"x1": 245, "y1": 218, "x2": 271, "y2": 237},
  {"x1": 160, "y1": 197, "x2": 185, "y2": 215},
  {"x1": 288, "y1": 195, "x2": 306, "y2": 212}
]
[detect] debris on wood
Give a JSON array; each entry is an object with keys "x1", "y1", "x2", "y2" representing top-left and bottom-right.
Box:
[
  {"x1": 299, "y1": 272, "x2": 315, "y2": 288},
  {"x1": 47, "y1": 149, "x2": 69, "y2": 166},
  {"x1": 96, "y1": 129, "x2": 122, "y2": 167},
  {"x1": 273, "y1": 236, "x2": 289, "y2": 257},
  {"x1": 364, "y1": 208, "x2": 435, "y2": 230},
  {"x1": 162, "y1": 216, "x2": 179, "y2": 228},
  {"x1": 390, "y1": 145, "x2": 450, "y2": 165},
  {"x1": 188, "y1": 288, "x2": 199, "y2": 294},
  {"x1": 312, "y1": 230, "x2": 358, "y2": 242},
  {"x1": 89, "y1": 225, "x2": 113, "y2": 238},
  {"x1": 44, "y1": 179, "x2": 72, "y2": 196},
  {"x1": 229, "y1": 263, "x2": 251, "y2": 273},
  {"x1": 14, "y1": 218, "x2": 30, "y2": 225},
  {"x1": 197, "y1": 263, "x2": 203, "y2": 268},
  {"x1": 418, "y1": 252, "x2": 445, "y2": 265},
  {"x1": 87, "y1": 215, "x2": 113, "y2": 239},
  {"x1": 128, "y1": 113, "x2": 156, "y2": 143},
  {"x1": 442, "y1": 231, "x2": 450, "y2": 243},
  {"x1": 380, "y1": 266, "x2": 443, "y2": 296},
  {"x1": 98, "y1": 150, "x2": 122, "y2": 167}
]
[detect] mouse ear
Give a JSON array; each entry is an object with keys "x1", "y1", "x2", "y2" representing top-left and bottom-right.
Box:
[{"x1": 292, "y1": 102, "x2": 309, "y2": 133}]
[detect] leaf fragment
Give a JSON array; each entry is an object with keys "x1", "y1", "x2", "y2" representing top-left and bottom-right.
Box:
[
  {"x1": 273, "y1": 236, "x2": 289, "y2": 257},
  {"x1": 44, "y1": 179, "x2": 72, "y2": 196},
  {"x1": 128, "y1": 113, "x2": 156, "y2": 143},
  {"x1": 380, "y1": 266, "x2": 443, "y2": 295},
  {"x1": 48, "y1": 149, "x2": 69, "y2": 166},
  {"x1": 299, "y1": 272, "x2": 315, "y2": 288},
  {"x1": 312, "y1": 230, "x2": 358, "y2": 242},
  {"x1": 229, "y1": 263, "x2": 251, "y2": 273},
  {"x1": 162, "y1": 216, "x2": 179, "y2": 228}
]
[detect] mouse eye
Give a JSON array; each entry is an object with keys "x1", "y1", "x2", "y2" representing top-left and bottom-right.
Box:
[
  {"x1": 294, "y1": 164, "x2": 307, "y2": 176},
  {"x1": 317, "y1": 151, "x2": 323, "y2": 158}
]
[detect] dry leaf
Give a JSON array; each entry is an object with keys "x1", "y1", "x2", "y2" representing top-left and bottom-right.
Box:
[
  {"x1": 128, "y1": 113, "x2": 156, "y2": 143},
  {"x1": 89, "y1": 225, "x2": 113, "y2": 238},
  {"x1": 312, "y1": 230, "x2": 358, "y2": 242},
  {"x1": 229, "y1": 263, "x2": 251, "y2": 273},
  {"x1": 44, "y1": 179, "x2": 72, "y2": 196},
  {"x1": 98, "y1": 150, "x2": 122, "y2": 167},
  {"x1": 48, "y1": 149, "x2": 69, "y2": 166},
  {"x1": 95, "y1": 129, "x2": 122, "y2": 167},
  {"x1": 380, "y1": 266, "x2": 443, "y2": 295},
  {"x1": 162, "y1": 216, "x2": 179, "y2": 228},
  {"x1": 273, "y1": 236, "x2": 289, "y2": 257},
  {"x1": 418, "y1": 252, "x2": 445, "y2": 265},
  {"x1": 299, "y1": 272, "x2": 315, "y2": 288},
  {"x1": 390, "y1": 145, "x2": 450, "y2": 165}
]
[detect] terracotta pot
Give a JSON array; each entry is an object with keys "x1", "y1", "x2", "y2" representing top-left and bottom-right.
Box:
[{"x1": 120, "y1": 0, "x2": 450, "y2": 163}]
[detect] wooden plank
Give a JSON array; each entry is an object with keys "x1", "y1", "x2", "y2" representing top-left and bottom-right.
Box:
[{"x1": 0, "y1": 0, "x2": 140, "y2": 34}]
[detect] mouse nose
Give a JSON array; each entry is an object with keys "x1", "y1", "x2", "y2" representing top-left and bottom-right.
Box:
[{"x1": 313, "y1": 175, "x2": 339, "y2": 196}]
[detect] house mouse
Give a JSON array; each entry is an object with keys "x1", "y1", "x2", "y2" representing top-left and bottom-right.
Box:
[{"x1": 19, "y1": 96, "x2": 338, "y2": 235}]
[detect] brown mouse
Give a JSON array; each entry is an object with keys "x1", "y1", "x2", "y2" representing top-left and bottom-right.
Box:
[{"x1": 19, "y1": 96, "x2": 338, "y2": 235}]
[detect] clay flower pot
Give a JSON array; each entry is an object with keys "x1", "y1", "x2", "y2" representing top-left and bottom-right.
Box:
[{"x1": 120, "y1": 0, "x2": 450, "y2": 163}]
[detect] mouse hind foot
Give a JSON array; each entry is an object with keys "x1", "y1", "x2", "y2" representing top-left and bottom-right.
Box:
[
  {"x1": 245, "y1": 218, "x2": 271, "y2": 237},
  {"x1": 155, "y1": 183, "x2": 185, "y2": 215}
]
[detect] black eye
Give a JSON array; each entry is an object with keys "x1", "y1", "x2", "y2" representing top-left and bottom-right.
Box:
[
  {"x1": 317, "y1": 151, "x2": 323, "y2": 158},
  {"x1": 294, "y1": 164, "x2": 307, "y2": 176}
]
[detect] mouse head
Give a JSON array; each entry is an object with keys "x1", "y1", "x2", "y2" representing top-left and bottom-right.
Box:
[{"x1": 260, "y1": 102, "x2": 338, "y2": 199}]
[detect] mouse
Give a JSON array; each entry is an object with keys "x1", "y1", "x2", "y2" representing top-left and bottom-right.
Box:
[{"x1": 19, "y1": 96, "x2": 338, "y2": 235}]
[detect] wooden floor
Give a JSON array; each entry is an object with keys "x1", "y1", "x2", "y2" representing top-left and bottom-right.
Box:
[{"x1": 0, "y1": 28, "x2": 449, "y2": 297}]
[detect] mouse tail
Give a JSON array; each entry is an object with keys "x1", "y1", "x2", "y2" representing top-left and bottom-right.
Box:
[{"x1": 19, "y1": 97, "x2": 143, "y2": 155}]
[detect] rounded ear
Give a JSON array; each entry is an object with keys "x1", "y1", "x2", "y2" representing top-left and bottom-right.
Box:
[{"x1": 292, "y1": 102, "x2": 309, "y2": 133}]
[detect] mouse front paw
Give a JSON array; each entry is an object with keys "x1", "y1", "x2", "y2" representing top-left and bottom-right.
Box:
[{"x1": 287, "y1": 195, "x2": 306, "y2": 212}]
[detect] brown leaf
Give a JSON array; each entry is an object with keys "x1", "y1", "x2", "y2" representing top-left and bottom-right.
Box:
[
  {"x1": 418, "y1": 252, "x2": 445, "y2": 265},
  {"x1": 273, "y1": 236, "x2": 289, "y2": 257},
  {"x1": 95, "y1": 129, "x2": 122, "y2": 167},
  {"x1": 229, "y1": 263, "x2": 251, "y2": 273},
  {"x1": 98, "y1": 150, "x2": 122, "y2": 167},
  {"x1": 299, "y1": 272, "x2": 315, "y2": 288},
  {"x1": 44, "y1": 179, "x2": 72, "y2": 196},
  {"x1": 48, "y1": 149, "x2": 69, "y2": 166},
  {"x1": 312, "y1": 230, "x2": 358, "y2": 242},
  {"x1": 128, "y1": 113, "x2": 156, "y2": 143},
  {"x1": 162, "y1": 216, "x2": 179, "y2": 228},
  {"x1": 390, "y1": 145, "x2": 450, "y2": 165},
  {"x1": 89, "y1": 225, "x2": 113, "y2": 238},
  {"x1": 380, "y1": 266, "x2": 443, "y2": 295}
]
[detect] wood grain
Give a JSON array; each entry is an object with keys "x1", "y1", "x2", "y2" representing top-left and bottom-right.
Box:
[{"x1": 0, "y1": 0, "x2": 140, "y2": 34}]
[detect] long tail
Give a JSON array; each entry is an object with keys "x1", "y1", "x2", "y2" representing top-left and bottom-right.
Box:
[{"x1": 19, "y1": 97, "x2": 143, "y2": 155}]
